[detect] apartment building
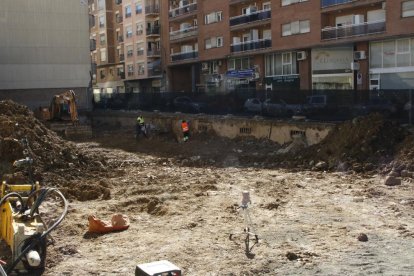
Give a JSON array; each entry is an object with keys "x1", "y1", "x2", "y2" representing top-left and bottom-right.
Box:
[
  {"x1": 90, "y1": 0, "x2": 125, "y2": 95},
  {"x1": 0, "y1": 0, "x2": 91, "y2": 109},
  {"x1": 90, "y1": 0, "x2": 162, "y2": 95},
  {"x1": 161, "y1": 0, "x2": 414, "y2": 93}
]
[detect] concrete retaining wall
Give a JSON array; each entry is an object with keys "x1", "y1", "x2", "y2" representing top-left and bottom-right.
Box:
[{"x1": 92, "y1": 110, "x2": 334, "y2": 145}]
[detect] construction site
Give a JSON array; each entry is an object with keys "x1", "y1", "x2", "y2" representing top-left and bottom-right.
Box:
[{"x1": 0, "y1": 98, "x2": 413, "y2": 275}]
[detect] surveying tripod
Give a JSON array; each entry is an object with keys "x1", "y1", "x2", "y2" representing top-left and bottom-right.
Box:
[{"x1": 229, "y1": 191, "x2": 259, "y2": 253}]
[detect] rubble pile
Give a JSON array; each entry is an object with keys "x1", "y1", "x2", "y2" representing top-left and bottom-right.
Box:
[
  {"x1": 0, "y1": 100, "x2": 110, "y2": 200},
  {"x1": 300, "y1": 113, "x2": 408, "y2": 172}
]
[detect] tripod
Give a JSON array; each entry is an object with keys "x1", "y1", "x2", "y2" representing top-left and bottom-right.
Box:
[{"x1": 229, "y1": 191, "x2": 259, "y2": 253}]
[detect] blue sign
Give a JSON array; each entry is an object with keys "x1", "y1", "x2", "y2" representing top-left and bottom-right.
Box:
[{"x1": 226, "y1": 69, "x2": 255, "y2": 78}]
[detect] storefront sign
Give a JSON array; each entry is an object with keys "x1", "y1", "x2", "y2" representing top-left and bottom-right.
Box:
[
  {"x1": 226, "y1": 69, "x2": 255, "y2": 78},
  {"x1": 265, "y1": 75, "x2": 300, "y2": 89},
  {"x1": 312, "y1": 47, "x2": 353, "y2": 74}
]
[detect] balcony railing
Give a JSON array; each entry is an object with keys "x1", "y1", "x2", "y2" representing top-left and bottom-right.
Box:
[
  {"x1": 321, "y1": 20, "x2": 386, "y2": 40},
  {"x1": 169, "y1": 3, "x2": 197, "y2": 18},
  {"x1": 321, "y1": 0, "x2": 354, "y2": 8},
  {"x1": 231, "y1": 38, "x2": 271, "y2": 53},
  {"x1": 145, "y1": 5, "x2": 160, "y2": 14},
  {"x1": 146, "y1": 26, "x2": 160, "y2": 36},
  {"x1": 147, "y1": 49, "x2": 161, "y2": 56},
  {"x1": 147, "y1": 67, "x2": 162, "y2": 77},
  {"x1": 137, "y1": 49, "x2": 144, "y2": 56},
  {"x1": 230, "y1": 9, "x2": 271, "y2": 27},
  {"x1": 171, "y1": 50, "x2": 198, "y2": 62},
  {"x1": 169, "y1": 26, "x2": 198, "y2": 40},
  {"x1": 90, "y1": 39, "x2": 96, "y2": 51}
]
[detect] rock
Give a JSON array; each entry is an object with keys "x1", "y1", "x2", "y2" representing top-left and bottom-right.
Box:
[
  {"x1": 309, "y1": 160, "x2": 315, "y2": 167},
  {"x1": 357, "y1": 233, "x2": 368, "y2": 242},
  {"x1": 388, "y1": 170, "x2": 400, "y2": 177},
  {"x1": 286, "y1": 252, "x2": 299, "y2": 261},
  {"x1": 401, "y1": 170, "x2": 412, "y2": 178},
  {"x1": 315, "y1": 161, "x2": 328, "y2": 170},
  {"x1": 384, "y1": 176, "x2": 401, "y2": 186}
]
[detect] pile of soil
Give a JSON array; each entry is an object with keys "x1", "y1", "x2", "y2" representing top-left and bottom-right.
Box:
[
  {"x1": 299, "y1": 113, "x2": 408, "y2": 172},
  {"x1": 0, "y1": 100, "x2": 110, "y2": 201}
]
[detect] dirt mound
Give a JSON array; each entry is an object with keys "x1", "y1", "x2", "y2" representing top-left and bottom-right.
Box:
[
  {"x1": 0, "y1": 100, "x2": 109, "y2": 201},
  {"x1": 301, "y1": 113, "x2": 407, "y2": 172}
]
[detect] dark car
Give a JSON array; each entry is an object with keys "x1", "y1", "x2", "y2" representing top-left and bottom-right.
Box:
[
  {"x1": 262, "y1": 99, "x2": 303, "y2": 117},
  {"x1": 172, "y1": 96, "x2": 207, "y2": 113},
  {"x1": 352, "y1": 98, "x2": 397, "y2": 117}
]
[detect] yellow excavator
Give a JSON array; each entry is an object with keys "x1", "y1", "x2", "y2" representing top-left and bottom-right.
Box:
[{"x1": 49, "y1": 90, "x2": 79, "y2": 124}]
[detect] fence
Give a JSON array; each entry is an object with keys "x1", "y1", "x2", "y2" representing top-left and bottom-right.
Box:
[{"x1": 92, "y1": 89, "x2": 414, "y2": 123}]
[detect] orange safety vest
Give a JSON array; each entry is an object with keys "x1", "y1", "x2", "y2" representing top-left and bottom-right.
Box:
[{"x1": 181, "y1": 121, "x2": 189, "y2": 132}]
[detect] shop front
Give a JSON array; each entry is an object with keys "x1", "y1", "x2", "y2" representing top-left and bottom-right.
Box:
[{"x1": 312, "y1": 47, "x2": 354, "y2": 90}]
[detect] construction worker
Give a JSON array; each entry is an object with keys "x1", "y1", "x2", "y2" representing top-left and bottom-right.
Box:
[
  {"x1": 181, "y1": 120, "x2": 189, "y2": 142},
  {"x1": 136, "y1": 115, "x2": 147, "y2": 138}
]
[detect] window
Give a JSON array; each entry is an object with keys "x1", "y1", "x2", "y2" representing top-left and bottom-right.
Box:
[
  {"x1": 397, "y1": 39, "x2": 411, "y2": 67},
  {"x1": 115, "y1": 0, "x2": 122, "y2": 5},
  {"x1": 99, "y1": 15, "x2": 105, "y2": 28},
  {"x1": 136, "y1": 1, "x2": 143, "y2": 14},
  {"x1": 263, "y1": 2, "x2": 271, "y2": 10},
  {"x1": 265, "y1": 52, "x2": 298, "y2": 76},
  {"x1": 204, "y1": 11, "x2": 223, "y2": 24},
  {"x1": 137, "y1": 42, "x2": 144, "y2": 55},
  {"x1": 137, "y1": 63, "x2": 145, "y2": 75},
  {"x1": 402, "y1": 1, "x2": 414, "y2": 17},
  {"x1": 117, "y1": 66, "x2": 124, "y2": 77},
  {"x1": 126, "y1": 45, "x2": 134, "y2": 57},
  {"x1": 100, "y1": 48, "x2": 107, "y2": 62},
  {"x1": 281, "y1": 0, "x2": 308, "y2": 6},
  {"x1": 127, "y1": 64, "x2": 134, "y2": 76},
  {"x1": 205, "y1": 36, "x2": 223, "y2": 49},
  {"x1": 97, "y1": 0, "x2": 104, "y2": 10},
  {"x1": 99, "y1": 33, "x2": 105, "y2": 45},
  {"x1": 282, "y1": 20, "x2": 310, "y2": 36},
  {"x1": 100, "y1": 69, "x2": 105, "y2": 79},
  {"x1": 370, "y1": 38, "x2": 414, "y2": 69},
  {"x1": 126, "y1": 26, "x2": 133, "y2": 38},
  {"x1": 125, "y1": 5, "x2": 131, "y2": 18},
  {"x1": 228, "y1": 57, "x2": 251, "y2": 70},
  {"x1": 136, "y1": 23, "x2": 143, "y2": 35}
]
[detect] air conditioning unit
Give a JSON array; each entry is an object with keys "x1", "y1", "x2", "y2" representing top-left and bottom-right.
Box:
[
  {"x1": 201, "y1": 62, "x2": 209, "y2": 71},
  {"x1": 354, "y1": 51, "x2": 366, "y2": 60},
  {"x1": 265, "y1": 83, "x2": 273, "y2": 91},
  {"x1": 297, "y1": 51, "x2": 307, "y2": 61}
]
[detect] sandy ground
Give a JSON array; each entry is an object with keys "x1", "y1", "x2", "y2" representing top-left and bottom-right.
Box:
[{"x1": 40, "y1": 135, "x2": 414, "y2": 276}]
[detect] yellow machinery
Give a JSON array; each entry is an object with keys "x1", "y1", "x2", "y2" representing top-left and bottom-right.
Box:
[
  {"x1": 0, "y1": 138, "x2": 67, "y2": 275},
  {"x1": 49, "y1": 90, "x2": 79, "y2": 123}
]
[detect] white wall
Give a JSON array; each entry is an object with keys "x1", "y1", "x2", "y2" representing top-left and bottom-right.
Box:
[{"x1": 0, "y1": 0, "x2": 90, "y2": 90}]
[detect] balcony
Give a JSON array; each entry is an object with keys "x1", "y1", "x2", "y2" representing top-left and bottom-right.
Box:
[
  {"x1": 321, "y1": 20, "x2": 386, "y2": 40},
  {"x1": 231, "y1": 38, "x2": 271, "y2": 53},
  {"x1": 146, "y1": 26, "x2": 160, "y2": 36},
  {"x1": 90, "y1": 39, "x2": 96, "y2": 51},
  {"x1": 170, "y1": 26, "x2": 198, "y2": 41},
  {"x1": 137, "y1": 49, "x2": 145, "y2": 56},
  {"x1": 116, "y1": 15, "x2": 123, "y2": 23},
  {"x1": 171, "y1": 50, "x2": 198, "y2": 62},
  {"x1": 147, "y1": 49, "x2": 161, "y2": 56},
  {"x1": 230, "y1": 9, "x2": 271, "y2": 27},
  {"x1": 117, "y1": 35, "x2": 124, "y2": 43},
  {"x1": 321, "y1": 0, "x2": 354, "y2": 8},
  {"x1": 169, "y1": 3, "x2": 197, "y2": 18},
  {"x1": 119, "y1": 54, "x2": 124, "y2": 61},
  {"x1": 148, "y1": 67, "x2": 162, "y2": 77},
  {"x1": 145, "y1": 5, "x2": 160, "y2": 15}
]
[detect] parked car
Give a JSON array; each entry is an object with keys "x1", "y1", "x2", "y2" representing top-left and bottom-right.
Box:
[
  {"x1": 262, "y1": 99, "x2": 302, "y2": 117},
  {"x1": 172, "y1": 96, "x2": 207, "y2": 113},
  {"x1": 352, "y1": 97, "x2": 397, "y2": 117},
  {"x1": 244, "y1": 98, "x2": 263, "y2": 114}
]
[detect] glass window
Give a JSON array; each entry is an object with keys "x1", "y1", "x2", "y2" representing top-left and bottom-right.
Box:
[
  {"x1": 99, "y1": 33, "x2": 105, "y2": 45},
  {"x1": 217, "y1": 37, "x2": 223, "y2": 47},
  {"x1": 136, "y1": 1, "x2": 142, "y2": 14},
  {"x1": 100, "y1": 48, "x2": 106, "y2": 62},
  {"x1": 97, "y1": 0, "x2": 104, "y2": 10},
  {"x1": 383, "y1": 40, "x2": 396, "y2": 68},
  {"x1": 397, "y1": 39, "x2": 410, "y2": 67},
  {"x1": 126, "y1": 26, "x2": 133, "y2": 38},
  {"x1": 282, "y1": 53, "x2": 292, "y2": 74},
  {"x1": 370, "y1": 42, "x2": 382, "y2": 68},
  {"x1": 205, "y1": 38, "x2": 211, "y2": 49},
  {"x1": 241, "y1": 58, "x2": 250, "y2": 69},
  {"x1": 99, "y1": 15, "x2": 105, "y2": 28},
  {"x1": 282, "y1": 23, "x2": 291, "y2": 36},
  {"x1": 299, "y1": 20, "x2": 310, "y2": 33},
  {"x1": 125, "y1": 5, "x2": 131, "y2": 18},
  {"x1": 402, "y1": 0, "x2": 414, "y2": 17},
  {"x1": 266, "y1": 52, "x2": 297, "y2": 76},
  {"x1": 137, "y1": 63, "x2": 145, "y2": 75}
]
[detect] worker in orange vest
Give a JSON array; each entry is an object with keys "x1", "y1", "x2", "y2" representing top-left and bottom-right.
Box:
[{"x1": 181, "y1": 120, "x2": 189, "y2": 142}]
